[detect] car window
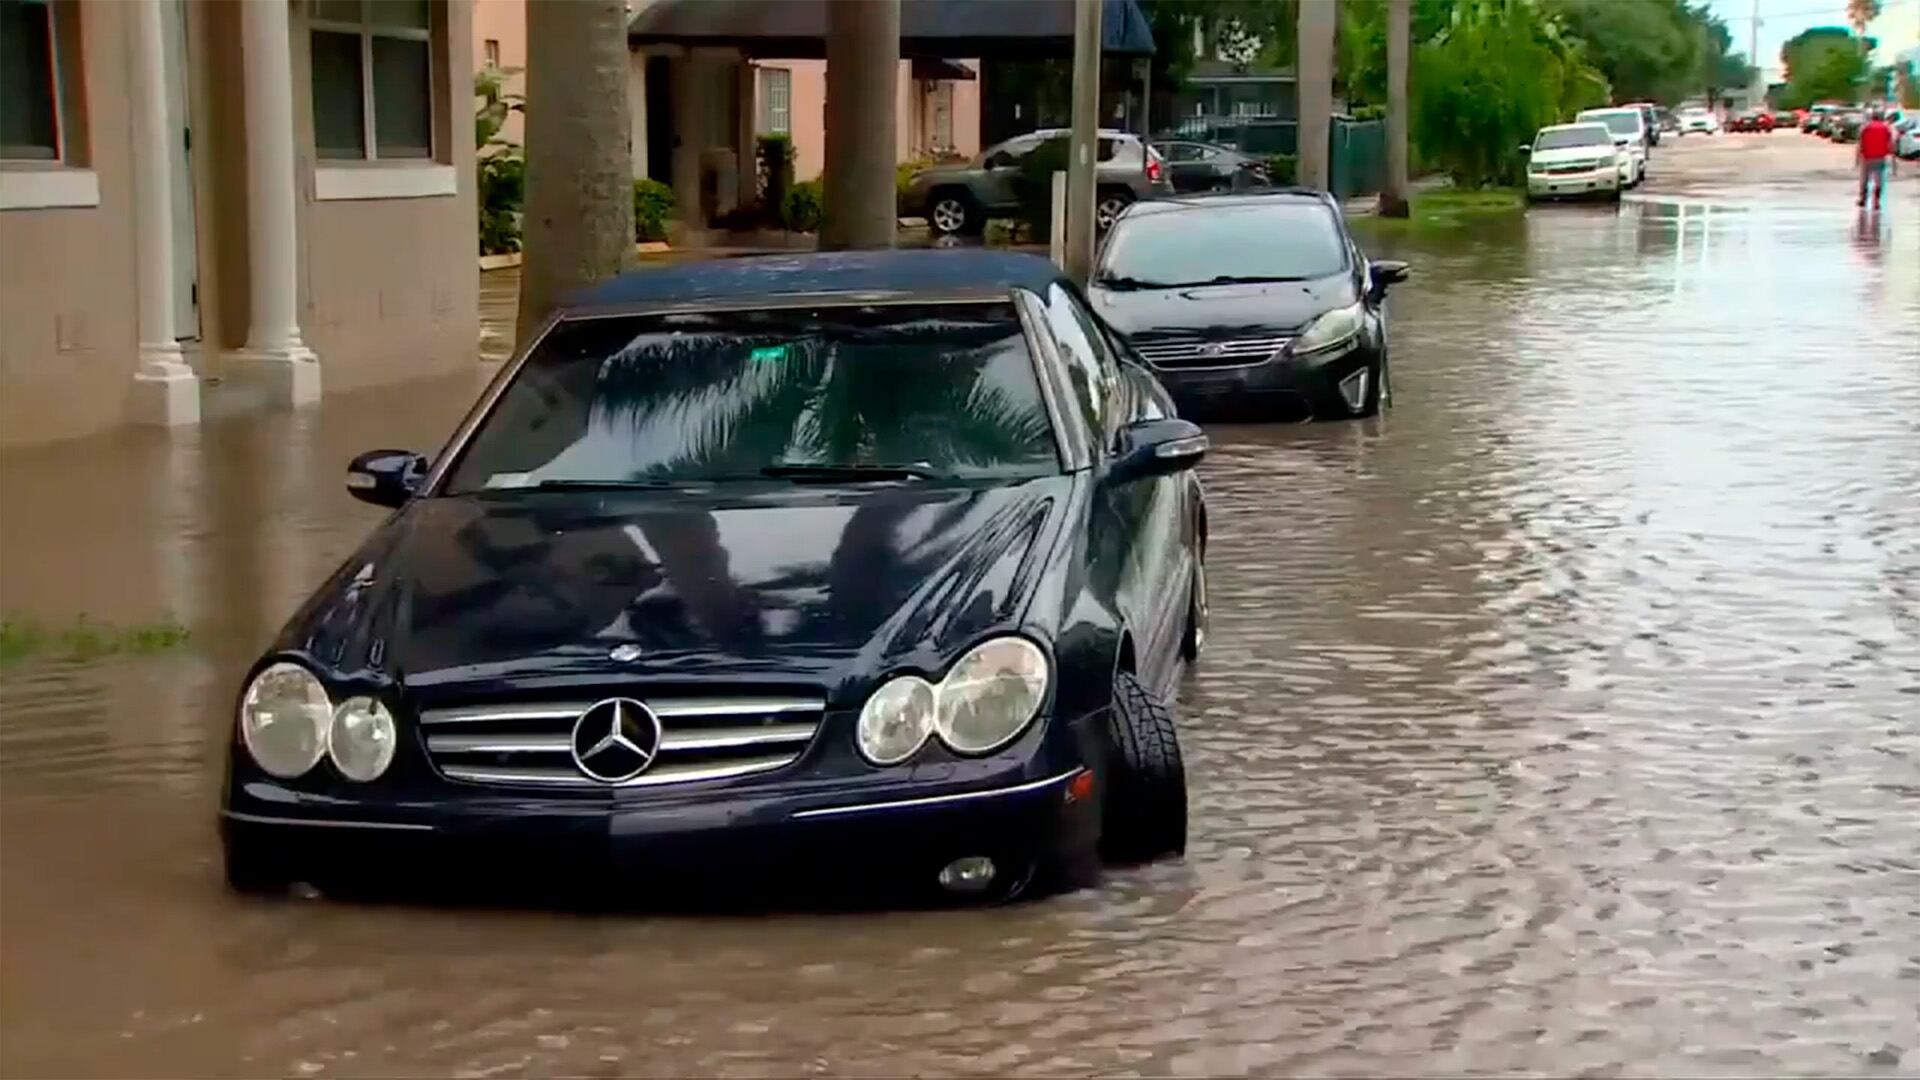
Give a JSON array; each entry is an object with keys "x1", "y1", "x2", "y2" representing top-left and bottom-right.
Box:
[
  {"x1": 1580, "y1": 110, "x2": 1643, "y2": 136},
  {"x1": 1162, "y1": 143, "x2": 1201, "y2": 162},
  {"x1": 984, "y1": 136, "x2": 1041, "y2": 167},
  {"x1": 1043, "y1": 284, "x2": 1122, "y2": 446},
  {"x1": 1097, "y1": 201, "x2": 1349, "y2": 287},
  {"x1": 1535, "y1": 125, "x2": 1610, "y2": 150},
  {"x1": 442, "y1": 302, "x2": 1062, "y2": 492}
]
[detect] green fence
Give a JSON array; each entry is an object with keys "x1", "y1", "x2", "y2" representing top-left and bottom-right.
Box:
[{"x1": 1330, "y1": 118, "x2": 1386, "y2": 200}]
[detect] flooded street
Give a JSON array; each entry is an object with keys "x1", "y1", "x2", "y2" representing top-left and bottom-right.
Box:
[{"x1": 3, "y1": 137, "x2": 1917, "y2": 1076}]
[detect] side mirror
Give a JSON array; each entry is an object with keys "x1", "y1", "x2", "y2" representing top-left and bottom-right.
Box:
[
  {"x1": 1517, "y1": 144, "x2": 1532, "y2": 155},
  {"x1": 1369, "y1": 259, "x2": 1410, "y2": 300},
  {"x1": 1108, "y1": 418, "x2": 1207, "y2": 485},
  {"x1": 346, "y1": 449, "x2": 427, "y2": 508}
]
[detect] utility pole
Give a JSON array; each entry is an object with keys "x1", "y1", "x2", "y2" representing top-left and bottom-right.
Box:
[
  {"x1": 1750, "y1": 0, "x2": 1764, "y2": 105},
  {"x1": 1063, "y1": 0, "x2": 1102, "y2": 284}
]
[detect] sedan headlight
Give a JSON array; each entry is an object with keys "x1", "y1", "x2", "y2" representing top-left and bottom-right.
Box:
[
  {"x1": 239, "y1": 662, "x2": 332, "y2": 778},
  {"x1": 329, "y1": 696, "x2": 397, "y2": 782},
  {"x1": 857, "y1": 675, "x2": 936, "y2": 765},
  {"x1": 1294, "y1": 302, "x2": 1364, "y2": 356},
  {"x1": 932, "y1": 637, "x2": 1049, "y2": 755}
]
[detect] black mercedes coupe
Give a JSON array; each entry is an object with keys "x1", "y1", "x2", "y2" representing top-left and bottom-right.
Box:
[
  {"x1": 1090, "y1": 190, "x2": 1409, "y2": 422},
  {"x1": 222, "y1": 250, "x2": 1208, "y2": 904}
]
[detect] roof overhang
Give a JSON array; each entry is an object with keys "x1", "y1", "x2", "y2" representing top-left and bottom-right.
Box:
[{"x1": 629, "y1": 0, "x2": 1156, "y2": 59}]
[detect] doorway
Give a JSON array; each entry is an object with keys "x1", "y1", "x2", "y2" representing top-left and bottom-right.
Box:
[{"x1": 161, "y1": 0, "x2": 199, "y2": 340}]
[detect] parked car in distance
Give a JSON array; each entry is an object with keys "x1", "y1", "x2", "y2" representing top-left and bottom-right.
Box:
[
  {"x1": 1523, "y1": 122, "x2": 1622, "y2": 203},
  {"x1": 1089, "y1": 190, "x2": 1407, "y2": 423},
  {"x1": 903, "y1": 130, "x2": 1172, "y2": 236},
  {"x1": 1575, "y1": 107, "x2": 1649, "y2": 186},
  {"x1": 1830, "y1": 110, "x2": 1866, "y2": 143},
  {"x1": 1897, "y1": 117, "x2": 1920, "y2": 160},
  {"x1": 1729, "y1": 110, "x2": 1775, "y2": 133},
  {"x1": 1152, "y1": 140, "x2": 1270, "y2": 193},
  {"x1": 221, "y1": 249, "x2": 1209, "y2": 905},
  {"x1": 1802, "y1": 103, "x2": 1839, "y2": 132},
  {"x1": 1677, "y1": 107, "x2": 1721, "y2": 135},
  {"x1": 1773, "y1": 110, "x2": 1799, "y2": 129}
]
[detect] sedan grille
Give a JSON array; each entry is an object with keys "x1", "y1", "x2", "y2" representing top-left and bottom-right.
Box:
[
  {"x1": 1545, "y1": 161, "x2": 1604, "y2": 174},
  {"x1": 1132, "y1": 335, "x2": 1291, "y2": 369},
  {"x1": 419, "y1": 695, "x2": 823, "y2": 788}
]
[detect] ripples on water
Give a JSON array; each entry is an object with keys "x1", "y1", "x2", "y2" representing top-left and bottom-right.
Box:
[{"x1": 2, "y1": 194, "x2": 1917, "y2": 1077}]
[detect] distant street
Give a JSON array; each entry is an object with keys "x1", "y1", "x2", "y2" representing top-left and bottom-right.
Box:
[{"x1": 3, "y1": 128, "x2": 1918, "y2": 1077}]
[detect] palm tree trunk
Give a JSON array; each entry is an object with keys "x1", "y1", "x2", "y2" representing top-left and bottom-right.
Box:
[
  {"x1": 1377, "y1": 0, "x2": 1411, "y2": 218},
  {"x1": 515, "y1": 0, "x2": 634, "y2": 351},
  {"x1": 1296, "y1": 0, "x2": 1338, "y2": 191},
  {"x1": 821, "y1": 0, "x2": 900, "y2": 250}
]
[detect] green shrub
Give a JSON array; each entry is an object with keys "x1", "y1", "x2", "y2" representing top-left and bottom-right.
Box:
[
  {"x1": 477, "y1": 151, "x2": 524, "y2": 255},
  {"x1": 757, "y1": 135, "x2": 794, "y2": 225},
  {"x1": 633, "y1": 178, "x2": 674, "y2": 242},
  {"x1": 1266, "y1": 153, "x2": 1298, "y2": 185},
  {"x1": 782, "y1": 179, "x2": 824, "y2": 233},
  {"x1": 1350, "y1": 104, "x2": 1387, "y2": 122},
  {"x1": 1412, "y1": 13, "x2": 1572, "y2": 189}
]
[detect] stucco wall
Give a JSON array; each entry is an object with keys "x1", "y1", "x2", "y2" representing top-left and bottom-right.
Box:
[
  {"x1": 758, "y1": 58, "x2": 981, "y2": 182},
  {"x1": 0, "y1": 3, "x2": 138, "y2": 447},
  {"x1": 292, "y1": 0, "x2": 479, "y2": 395}
]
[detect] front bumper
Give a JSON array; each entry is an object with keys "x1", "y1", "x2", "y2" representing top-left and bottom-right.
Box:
[
  {"x1": 1146, "y1": 340, "x2": 1379, "y2": 421},
  {"x1": 1529, "y1": 169, "x2": 1617, "y2": 197},
  {"x1": 223, "y1": 739, "x2": 1101, "y2": 899}
]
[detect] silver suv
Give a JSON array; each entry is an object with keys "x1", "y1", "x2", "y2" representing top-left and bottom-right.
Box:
[{"x1": 903, "y1": 129, "x2": 1172, "y2": 236}]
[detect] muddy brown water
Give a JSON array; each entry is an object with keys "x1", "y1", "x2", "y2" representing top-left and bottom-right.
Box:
[{"x1": 3, "y1": 177, "x2": 1918, "y2": 1076}]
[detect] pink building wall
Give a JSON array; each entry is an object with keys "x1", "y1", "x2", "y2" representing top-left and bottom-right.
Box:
[
  {"x1": 758, "y1": 59, "x2": 981, "y2": 181},
  {"x1": 472, "y1": 0, "x2": 526, "y2": 145}
]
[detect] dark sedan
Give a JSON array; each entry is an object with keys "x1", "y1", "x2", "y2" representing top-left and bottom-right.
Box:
[
  {"x1": 1090, "y1": 191, "x2": 1408, "y2": 422},
  {"x1": 221, "y1": 251, "x2": 1208, "y2": 905},
  {"x1": 1153, "y1": 139, "x2": 1270, "y2": 193}
]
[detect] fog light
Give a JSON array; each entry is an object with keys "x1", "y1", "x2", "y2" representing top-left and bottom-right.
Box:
[
  {"x1": 938, "y1": 856, "x2": 997, "y2": 893},
  {"x1": 1338, "y1": 369, "x2": 1370, "y2": 412}
]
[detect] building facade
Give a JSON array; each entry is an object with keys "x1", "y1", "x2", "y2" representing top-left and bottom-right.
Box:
[{"x1": 0, "y1": 0, "x2": 480, "y2": 448}]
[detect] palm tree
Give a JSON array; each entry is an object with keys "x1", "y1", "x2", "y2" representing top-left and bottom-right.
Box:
[
  {"x1": 514, "y1": 0, "x2": 634, "y2": 352},
  {"x1": 1377, "y1": 0, "x2": 1411, "y2": 218},
  {"x1": 1847, "y1": 0, "x2": 1880, "y2": 44},
  {"x1": 1296, "y1": 0, "x2": 1339, "y2": 191}
]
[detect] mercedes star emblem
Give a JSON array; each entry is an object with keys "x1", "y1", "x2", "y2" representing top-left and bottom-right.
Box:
[
  {"x1": 1199, "y1": 341, "x2": 1227, "y2": 357},
  {"x1": 609, "y1": 643, "x2": 643, "y2": 662},
  {"x1": 569, "y1": 697, "x2": 663, "y2": 783}
]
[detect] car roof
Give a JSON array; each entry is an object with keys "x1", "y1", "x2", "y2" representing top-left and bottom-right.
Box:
[
  {"x1": 1539, "y1": 121, "x2": 1610, "y2": 132},
  {"x1": 1120, "y1": 188, "x2": 1338, "y2": 219},
  {"x1": 565, "y1": 250, "x2": 1068, "y2": 312},
  {"x1": 1579, "y1": 107, "x2": 1642, "y2": 117}
]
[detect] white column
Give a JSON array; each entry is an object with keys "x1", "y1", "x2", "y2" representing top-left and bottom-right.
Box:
[
  {"x1": 227, "y1": 0, "x2": 319, "y2": 406},
  {"x1": 128, "y1": 0, "x2": 199, "y2": 426}
]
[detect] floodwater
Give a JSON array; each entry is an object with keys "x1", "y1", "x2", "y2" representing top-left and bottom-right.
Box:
[{"x1": 3, "y1": 144, "x2": 1918, "y2": 1076}]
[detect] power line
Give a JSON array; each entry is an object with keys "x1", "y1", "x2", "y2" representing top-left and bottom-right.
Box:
[{"x1": 1718, "y1": 0, "x2": 1916, "y2": 23}]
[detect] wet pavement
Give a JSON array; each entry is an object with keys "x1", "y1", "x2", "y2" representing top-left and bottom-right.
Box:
[{"x1": 2, "y1": 137, "x2": 1917, "y2": 1076}]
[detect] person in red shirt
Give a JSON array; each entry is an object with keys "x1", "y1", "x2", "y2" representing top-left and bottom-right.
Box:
[{"x1": 1856, "y1": 109, "x2": 1896, "y2": 210}]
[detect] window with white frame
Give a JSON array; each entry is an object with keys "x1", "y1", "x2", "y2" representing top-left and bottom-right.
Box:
[
  {"x1": 1, "y1": 0, "x2": 78, "y2": 162},
  {"x1": 310, "y1": 0, "x2": 434, "y2": 161},
  {"x1": 758, "y1": 66, "x2": 790, "y2": 136},
  {"x1": 483, "y1": 38, "x2": 500, "y2": 69}
]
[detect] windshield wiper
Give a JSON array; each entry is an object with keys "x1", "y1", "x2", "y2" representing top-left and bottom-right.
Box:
[
  {"x1": 1180, "y1": 273, "x2": 1310, "y2": 286},
  {"x1": 760, "y1": 463, "x2": 948, "y2": 483},
  {"x1": 525, "y1": 478, "x2": 687, "y2": 491},
  {"x1": 1094, "y1": 275, "x2": 1178, "y2": 291}
]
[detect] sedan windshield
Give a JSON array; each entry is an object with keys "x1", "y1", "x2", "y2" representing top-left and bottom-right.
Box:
[
  {"x1": 1096, "y1": 202, "x2": 1348, "y2": 289},
  {"x1": 442, "y1": 302, "x2": 1060, "y2": 493},
  {"x1": 1536, "y1": 125, "x2": 1610, "y2": 150},
  {"x1": 1582, "y1": 111, "x2": 1642, "y2": 136}
]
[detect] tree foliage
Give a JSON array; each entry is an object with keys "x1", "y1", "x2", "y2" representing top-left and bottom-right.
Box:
[
  {"x1": 1777, "y1": 27, "x2": 1872, "y2": 108},
  {"x1": 1412, "y1": 5, "x2": 1598, "y2": 187}
]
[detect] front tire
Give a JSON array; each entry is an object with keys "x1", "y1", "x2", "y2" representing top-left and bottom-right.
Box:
[
  {"x1": 1095, "y1": 189, "x2": 1134, "y2": 232},
  {"x1": 1101, "y1": 672, "x2": 1187, "y2": 864},
  {"x1": 926, "y1": 191, "x2": 977, "y2": 236}
]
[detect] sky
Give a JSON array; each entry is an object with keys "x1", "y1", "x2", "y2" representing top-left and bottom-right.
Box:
[{"x1": 1705, "y1": 0, "x2": 1920, "y2": 81}]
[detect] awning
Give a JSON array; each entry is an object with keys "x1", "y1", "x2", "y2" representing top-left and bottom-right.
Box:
[
  {"x1": 911, "y1": 57, "x2": 977, "y2": 81},
  {"x1": 629, "y1": 0, "x2": 1157, "y2": 59}
]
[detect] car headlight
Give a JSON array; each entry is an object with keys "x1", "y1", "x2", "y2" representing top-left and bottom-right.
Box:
[
  {"x1": 1294, "y1": 302, "x2": 1364, "y2": 356},
  {"x1": 932, "y1": 637, "x2": 1049, "y2": 755},
  {"x1": 239, "y1": 662, "x2": 332, "y2": 778},
  {"x1": 857, "y1": 675, "x2": 936, "y2": 765},
  {"x1": 329, "y1": 696, "x2": 398, "y2": 782}
]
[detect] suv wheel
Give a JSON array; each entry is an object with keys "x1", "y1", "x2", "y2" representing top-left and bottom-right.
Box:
[
  {"x1": 927, "y1": 191, "x2": 976, "y2": 235},
  {"x1": 1101, "y1": 671, "x2": 1187, "y2": 863},
  {"x1": 1095, "y1": 190, "x2": 1133, "y2": 231}
]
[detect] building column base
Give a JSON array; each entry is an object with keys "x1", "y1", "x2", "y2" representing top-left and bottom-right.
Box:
[
  {"x1": 128, "y1": 344, "x2": 202, "y2": 427},
  {"x1": 223, "y1": 345, "x2": 322, "y2": 410}
]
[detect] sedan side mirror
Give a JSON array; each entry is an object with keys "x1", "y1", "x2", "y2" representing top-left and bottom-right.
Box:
[
  {"x1": 346, "y1": 449, "x2": 427, "y2": 508},
  {"x1": 1108, "y1": 418, "x2": 1207, "y2": 485},
  {"x1": 1518, "y1": 144, "x2": 1532, "y2": 155},
  {"x1": 1369, "y1": 259, "x2": 1410, "y2": 300}
]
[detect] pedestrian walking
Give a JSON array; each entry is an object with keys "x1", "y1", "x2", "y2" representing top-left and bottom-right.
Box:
[{"x1": 1856, "y1": 108, "x2": 1896, "y2": 210}]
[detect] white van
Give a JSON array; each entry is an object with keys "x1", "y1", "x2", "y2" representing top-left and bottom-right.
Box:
[{"x1": 1576, "y1": 107, "x2": 1650, "y2": 188}]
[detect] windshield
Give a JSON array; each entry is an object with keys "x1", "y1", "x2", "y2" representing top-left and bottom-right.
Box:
[
  {"x1": 1096, "y1": 202, "x2": 1348, "y2": 288},
  {"x1": 442, "y1": 302, "x2": 1061, "y2": 493},
  {"x1": 1581, "y1": 111, "x2": 1641, "y2": 136},
  {"x1": 1536, "y1": 126, "x2": 1610, "y2": 150}
]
